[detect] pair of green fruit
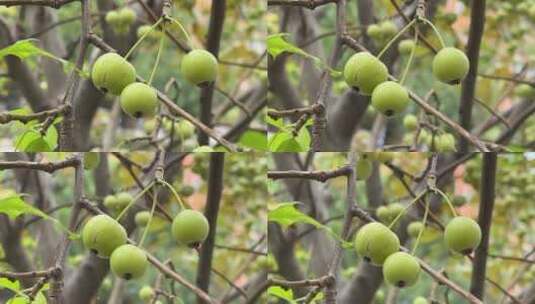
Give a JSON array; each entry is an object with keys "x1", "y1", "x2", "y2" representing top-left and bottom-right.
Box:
[
  {"x1": 103, "y1": 192, "x2": 133, "y2": 211},
  {"x1": 105, "y1": 8, "x2": 137, "y2": 35},
  {"x1": 367, "y1": 21, "x2": 398, "y2": 42},
  {"x1": 82, "y1": 209, "x2": 210, "y2": 280},
  {"x1": 355, "y1": 216, "x2": 481, "y2": 287},
  {"x1": 90, "y1": 49, "x2": 218, "y2": 117},
  {"x1": 376, "y1": 203, "x2": 404, "y2": 225},
  {"x1": 343, "y1": 47, "x2": 469, "y2": 116}
]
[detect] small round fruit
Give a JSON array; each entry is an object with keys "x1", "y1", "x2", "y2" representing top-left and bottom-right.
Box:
[
  {"x1": 371, "y1": 81, "x2": 409, "y2": 117},
  {"x1": 444, "y1": 216, "x2": 481, "y2": 254},
  {"x1": 436, "y1": 133, "x2": 456, "y2": 152},
  {"x1": 178, "y1": 185, "x2": 195, "y2": 197},
  {"x1": 181, "y1": 49, "x2": 218, "y2": 86},
  {"x1": 354, "y1": 222, "x2": 400, "y2": 265},
  {"x1": 452, "y1": 195, "x2": 467, "y2": 207},
  {"x1": 103, "y1": 195, "x2": 119, "y2": 210},
  {"x1": 413, "y1": 296, "x2": 428, "y2": 304},
  {"x1": 403, "y1": 114, "x2": 418, "y2": 131},
  {"x1": 120, "y1": 82, "x2": 158, "y2": 118},
  {"x1": 118, "y1": 7, "x2": 136, "y2": 25},
  {"x1": 432, "y1": 47, "x2": 469, "y2": 84},
  {"x1": 380, "y1": 21, "x2": 397, "y2": 38},
  {"x1": 171, "y1": 210, "x2": 210, "y2": 247},
  {"x1": 115, "y1": 192, "x2": 133, "y2": 210},
  {"x1": 407, "y1": 221, "x2": 424, "y2": 238},
  {"x1": 383, "y1": 252, "x2": 420, "y2": 287},
  {"x1": 137, "y1": 25, "x2": 161, "y2": 40},
  {"x1": 366, "y1": 24, "x2": 382, "y2": 39},
  {"x1": 82, "y1": 214, "x2": 127, "y2": 257},
  {"x1": 398, "y1": 39, "x2": 415, "y2": 55},
  {"x1": 356, "y1": 158, "x2": 372, "y2": 180},
  {"x1": 105, "y1": 11, "x2": 120, "y2": 25},
  {"x1": 514, "y1": 84, "x2": 535, "y2": 98},
  {"x1": 176, "y1": 120, "x2": 195, "y2": 138},
  {"x1": 91, "y1": 53, "x2": 136, "y2": 95},
  {"x1": 135, "y1": 211, "x2": 151, "y2": 227},
  {"x1": 376, "y1": 206, "x2": 390, "y2": 223},
  {"x1": 139, "y1": 285, "x2": 154, "y2": 301},
  {"x1": 343, "y1": 52, "x2": 388, "y2": 95},
  {"x1": 110, "y1": 244, "x2": 148, "y2": 280},
  {"x1": 388, "y1": 203, "x2": 405, "y2": 221},
  {"x1": 84, "y1": 152, "x2": 100, "y2": 170}
]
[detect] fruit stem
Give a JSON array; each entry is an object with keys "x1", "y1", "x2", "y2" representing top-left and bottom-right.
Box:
[
  {"x1": 419, "y1": 17, "x2": 446, "y2": 49},
  {"x1": 411, "y1": 199, "x2": 429, "y2": 255},
  {"x1": 158, "y1": 179, "x2": 190, "y2": 210},
  {"x1": 168, "y1": 17, "x2": 193, "y2": 48},
  {"x1": 388, "y1": 190, "x2": 427, "y2": 229},
  {"x1": 400, "y1": 29, "x2": 418, "y2": 85},
  {"x1": 125, "y1": 18, "x2": 164, "y2": 60},
  {"x1": 432, "y1": 187, "x2": 458, "y2": 217},
  {"x1": 116, "y1": 181, "x2": 156, "y2": 221},
  {"x1": 139, "y1": 184, "x2": 159, "y2": 247},
  {"x1": 148, "y1": 35, "x2": 166, "y2": 85},
  {"x1": 378, "y1": 18, "x2": 417, "y2": 59}
]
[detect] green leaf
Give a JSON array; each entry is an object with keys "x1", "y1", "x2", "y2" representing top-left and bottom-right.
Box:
[
  {"x1": 265, "y1": 114, "x2": 285, "y2": 129},
  {"x1": 294, "y1": 125, "x2": 311, "y2": 151},
  {"x1": 267, "y1": 34, "x2": 308, "y2": 59},
  {"x1": 276, "y1": 137, "x2": 304, "y2": 152},
  {"x1": 268, "y1": 202, "x2": 323, "y2": 229},
  {"x1": 0, "y1": 195, "x2": 49, "y2": 220},
  {"x1": 0, "y1": 278, "x2": 21, "y2": 292},
  {"x1": 267, "y1": 286, "x2": 297, "y2": 304},
  {"x1": 14, "y1": 130, "x2": 52, "y2": 152},
  {"x1": 43, "y1": 125, "x2": 58, "y2": 150},
  {"x1": 0, "y1": 39, "x2": 45, "y2": 60},
  {"x1": 238, "y1": 130, "x2": 267, "y2": 151}
]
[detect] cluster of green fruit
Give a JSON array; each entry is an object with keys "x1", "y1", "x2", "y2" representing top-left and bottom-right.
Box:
[
  {"x1": 105, "y1": 8, "x2": 137, "y2": 35},
  {"x1": 402, "y1": 114, "x2": 457, "y2": 152},
  {"x1": 355, "y1": 152, "x2": 393, "y2": 180},
  {"x1": 90, "y1": 48, "x2": 218, "y2": 118},
  {"x1": 354, "y1": 215, "x2": 481, "y2": 287},
  {"x1": 82, "y1": 208, "x2": 209, "y2": 280},
  {"x1": 103, "y1": 192, "x2": 133, "y2": 212},
  {"x1": 137, "y1": 25, "x2": 163, "y2": 41},
  {"x1": 366, "y1": 21, "x2": 398, "y2": 45},
  {"x1": 343, "y1": 45, "x2": 469, "y2": 117}
]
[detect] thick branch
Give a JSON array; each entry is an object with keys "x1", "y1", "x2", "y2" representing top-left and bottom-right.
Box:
[
  {"x1": 267, "y1": 0, "x2": 337, "y2": 9},
  {"x1": 267, "y1": 166, "x2": 351, "y2": 182},
  {"x1": 0, "y1": 158, "x2": 79, "y2": 173},
  {"x1": 469, "y1": 152, "x2": 496, "y2": 299}
]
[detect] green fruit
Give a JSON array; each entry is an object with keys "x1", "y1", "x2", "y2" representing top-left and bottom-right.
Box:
[
  {"x1": 343, "y1": 52, "x2": 388, "y2": 95},
  {"x1": 137, "y1": 25, "x2": 161, "y2": 40},
  {"x1": 354, "y1": 222, "x2": 400, "y2": 265},
  {"x1": 371, "y1": 81, "x2": 409, "y2": 117},
  {"x1": 366, "y1": 24, "x2": 382, "y2": 39},
  {"x1": 120, "y1": 82, "x2": 158, "y2": 118},
  {"x1": 403, "y1": 114, "x2": 418, "y2": 131},
  {"x1": 444, "y1": 216, "x2": 481, "y2": 254},
  {"x1": 388, "y1": 203, "x2": 404, "y2": 221},
  {"x1": 115, "y1": 192, "x2": 133, "y2": 210},
  {"x1": 171, "y1": 210, "x2": 210, "y2": 247},
  {"x1": 135, "y1": 211, "x2": 151, "y2": 227},
  {"x1": 436, "y1": 133, "x2": 456, "y2": 152},
  {"x1": 383, "y1": 252, "x2": 420, "y2": 287},
  {"x1": 82, "y1": 214, "x2": 127, "y2": 257},
  {"x1": 413, "y1": 296, "x2": 428, "y2": 304},
  {"x1": 398, "y1": 39, "x2": 415, "y2": 55},
  {"x1": 139, "y1": 285, "x2": 154, "y2": 301},
  {"x1": 178, "y1": 185, "x2": 195, "y2": 197},
  {"x1": 452, "y1": 195, "x2": 467, "y2": 207},
  {"x1": 356, "y1": 158, "x2": 372, "y2": 180},
  {"x1": 432, "y1": 47, "x2": 469, "y2": 84},
  {"x1": 143, "y1": 119, "x2": 156, "y2": 134},
  {"x1": 84, "y1": 152, "x2": 100, "y2": 170},
  {"x1": 514, "y1": 84, "x2": 535, "y2": 98},
  {"x1": 110, "y1": 244, "x2": 148, "y2": 280},
  {"x1": 181, "y1": 49, "x2": 218, "y2": 86},
  {"x1": 91, "y1": 53, "x2": 136, "y2": 95},
  {"x1": 419, "y1": 129, "x2": 431, "y2": 145},
  {"x1": 407, "y1": 221, "x2": 424, "y2": 238},
  {"x1": 176, "y1": 120, "x2": 195, "y2": 138},
  {"x1": 376, "y1": 206, "x2": 390, "y2": 223},
  {"x1": 103, "y1": 195, "x2": 119, "y2": 210},
  {"x1": 118, "y1": 7, "x2": 136, "y2": 25},
  {"x1": 105, "y1": 11, "x2": 120, "y2": 25},
  {"x1": 380, "y1": 21, "x2": 397, "y2": 38}
]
